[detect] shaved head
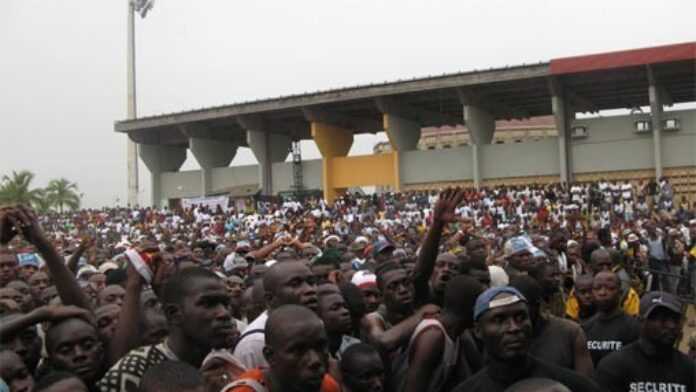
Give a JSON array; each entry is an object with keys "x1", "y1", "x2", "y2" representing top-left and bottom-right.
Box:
[{"x1": 265, "y1": 304, "x2": 322, "y2": 348}]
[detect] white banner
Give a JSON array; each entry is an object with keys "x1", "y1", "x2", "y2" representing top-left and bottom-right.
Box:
[{"x1": 181, "y1": 195, "x2": 230, "y2": 211}]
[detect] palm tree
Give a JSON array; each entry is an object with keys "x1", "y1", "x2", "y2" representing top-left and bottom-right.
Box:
[
  {"x1": 45, "y1": 178, "x2": 81, "y2": 212},
  {"x1": 33, "y1": 189, "x2": 54, "y2": 214},
  {"x1": 0, "y1": 170, "x2": 44, "y2": 206}
]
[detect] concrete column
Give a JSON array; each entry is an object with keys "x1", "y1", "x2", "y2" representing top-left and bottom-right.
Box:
[
  {"x1": 383, "y1": 114, "x2": 421, "y2": 191},
  {"x1": 247, "y1": 131, "x2": 291, "y2": 195},
  {"x1": 464, "y1": 105, "x2": 495, "y2": 188},
  {"x1": 552, "y1": 94, "x2": 573, "y2": 185},
  {"x1": 139, "y1": 144, "x2": 187, "y2": 207},
  {"x1": 189, "y1": 137, "x2": 238, "y2": 197},
  {"x1": 648, "y1": 83, "x2": 664, "y2": 179},
  {"x1": 311, "y1": 122, "x2": 354, "y2": 203}
]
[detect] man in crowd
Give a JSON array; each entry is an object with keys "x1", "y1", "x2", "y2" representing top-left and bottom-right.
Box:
[
  {"x1": 452, "y1": 286, "x2": 600, "y2": 392},
  {"x1": 581, "y1": 271, "x2": 640, "y2": 366},
  {"x1": 594, "y1": 291, "x2": 694, "y2": 391},
  {"x1": 224, "y1": 305, "x2": 340, "y2": 392},
  {"x1": 339, "y1": 343, "x2": 385, "y2": 392}
]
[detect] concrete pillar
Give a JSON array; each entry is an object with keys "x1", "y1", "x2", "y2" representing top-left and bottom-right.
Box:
[
  {"x1": 139, "y1": 144, "x2": 186, "y2": 207},
  {"x1": 189, "y1": 138, "x2": 238, "y2": 197},
  {"x1": 247, "y1": 131, "x2": 291, "y2": 195},
  {"x1": 311, "y1": 122, "x2": 354, "y2": 203},
  {"x1": 383, "y1": 114, "x2": 421, "y2": 191},
  {"x1": 464, "y1": 105, "x2": 495, "y2": 188},
  {"x1": 648, "y1": 83, "x2": 664, "y2": 179},
  {"x1": 552, "y1": 94, "x2": 573, "y2": 185}
]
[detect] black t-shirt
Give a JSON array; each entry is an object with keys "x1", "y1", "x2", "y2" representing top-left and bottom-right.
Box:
[
  {"x1": 594, "y1": 339, "x2": 695, "y2": 392},
  {"x1": 530, "y1": 315, "x2": 584, "y2": 371},
  {"x1": 452, "y1": 355, "x2": 601, "y2": 392},
  {"x1": 582, "y1": 311, "x2": 640, "y2": 366}
]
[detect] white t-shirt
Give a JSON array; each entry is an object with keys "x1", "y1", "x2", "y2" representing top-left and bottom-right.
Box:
[{"x1": 233, "y1": 311, "x2": 268, "y2": 369}]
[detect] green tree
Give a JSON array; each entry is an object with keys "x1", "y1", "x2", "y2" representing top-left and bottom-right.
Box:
[
  {"x1": 45, "y1": 178, "x2": 81, "y2": 213},
  {"x1": 0, "y1": 170, "x2": 44, "y2": 206},
  {"x1": 33, "y1": 189, "x2": 54, "y2": 214}
]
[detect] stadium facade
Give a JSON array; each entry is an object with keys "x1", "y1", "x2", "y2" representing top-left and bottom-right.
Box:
[{"x1": 115, "y1": 42, "x2": 696, "y2": 206}]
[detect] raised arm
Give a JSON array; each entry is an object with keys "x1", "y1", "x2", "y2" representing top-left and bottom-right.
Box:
[
  {"x1": 106, "y1": 263, "x2": 145, "y2": 366},
  {"x1": 7, "y1": 206, "x2": 92, "y2": 310},
  {"x1": 412, "y1": 189, "x2": 465, "y2": 300}
]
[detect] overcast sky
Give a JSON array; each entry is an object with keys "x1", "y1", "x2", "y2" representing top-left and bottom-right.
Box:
[{"x1": 2, "y1": 0, "x2": 694, "y2": 208}]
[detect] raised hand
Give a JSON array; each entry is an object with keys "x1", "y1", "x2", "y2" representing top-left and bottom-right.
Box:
[
  {"x1": 432, "y1": 188, "x2": 466, "y2": 224},
  {"x1": 0, "y1": 206, "x2": 18, "y2": 244},
  {"x1": 37, "y1": 304, "x2": 95, "y2": 325},
  {"x1": 5, "y1": 205, "x2": 46, "y2": 245}
]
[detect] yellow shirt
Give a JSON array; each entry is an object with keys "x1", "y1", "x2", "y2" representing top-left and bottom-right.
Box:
[{"x1": 565, "y1": 287, "x2": 640, "y2": 321}]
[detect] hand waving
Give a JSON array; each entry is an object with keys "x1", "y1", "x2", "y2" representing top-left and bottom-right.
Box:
[{"x1": 432, "y1": 188, "x2": 466, "y2": 224}]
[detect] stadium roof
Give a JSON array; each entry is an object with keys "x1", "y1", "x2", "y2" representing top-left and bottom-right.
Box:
[{"x1": 117, "y1": 42, "x2": 696, "y2": 147}]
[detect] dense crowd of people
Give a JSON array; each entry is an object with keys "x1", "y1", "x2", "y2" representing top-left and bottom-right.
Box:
[{"x1": 1, "y1": 178, "x2": 695, "y2": 392}]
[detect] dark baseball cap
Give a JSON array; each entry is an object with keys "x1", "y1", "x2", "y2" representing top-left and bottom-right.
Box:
[
  {"x1": 639, "y1": 291, "x2": 682, "y2": 319},
  {"x1": 474, "y1": 286, "x2": 527, "y2": 321}
]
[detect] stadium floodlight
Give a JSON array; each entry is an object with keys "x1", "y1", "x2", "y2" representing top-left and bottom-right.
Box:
[{"x1": 134, "y1": 0, "x2": 155, "y2": 18}]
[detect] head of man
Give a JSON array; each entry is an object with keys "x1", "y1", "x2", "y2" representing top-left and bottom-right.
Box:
[
  {"x1": 40, "y1": 286, "x2": 59, "y2": 306},
  {"x1": 317, "y1": 292, "x2": 352, "y2": 337},
  {"x1": 161, "y1": 267, "x2": 235, "y2": 352},
  {"x1": 88, "y1": 273, "x2": 106, "y2": 293},
  {"x1": 28, "y1": 272, "x2": 50, "y2": 300},
  {"x1": 339, "y1": 343, "x2": 384, "y2": 392},
  {"x1": 590, "y1": 248, "x2": 613, "y2": 273},
  {"x1": 45, "y1": 317, "x2": 104, "y2": 384},
  {"x1": 310, "y1": 257, "x2": 340, "y2": 285},
  {"x1": 95, "y1": 304, "x2": 121, "y2": 341},
  {"x1": 375, "y1": 262, "x2": 414, "y2": 315},
  {"x1": 225, "y1": 275, "x2": 245, "y2": 313},
  {"x1": 465, "y1": 238, "x2": 488, "y2": 263},
  {"x1": 443, "y1": 275, "x2": 485, "y2": 331},
  {"x1": 32, "y1": 372, "x2": 88, "y2": 392},
  {"x1": 0, "y1": 249, "x2": 18, "y2": 286},
  {"x1": 574, "y1": 274, "x2": 595, "y2": 312},
  {"x1": 509, "y1": 275, "x2": 543, "y2": 327},
  {"x1": 140, "y1": 360, "x2": 205, "y2": 392},
  {"x1": 97, "y1": 284, "x2": 126, "y2": 307},
  {"x1": 592, "y1": 271, "x2": 621, "y2": 313},
  {"x1": 639, "y1": 291, "x2": 683, "y2": 350},
  {"x1": 430, "y1": 253, "x2": 460, "y2": 296},
  {"x1": 504, "y1": 237, "x2": 536, "y2": 273},
  {"x1": 17, "y1": 253, "x2": 40, "y2": 281},
  {"x1": 264, "y1": 305, "x2": 329, "y2": 392},
  {"x1": 241, "y1": 281, "x2": 266, "y2": 323},
  {"x1": 528, "y1": 262, "x2": 561, "y2": 297},
  {"x1": 263, "y1": 261, "x2": 318, "y2": 312},
  {"x1": 372, "y1": 241, "x2": 395, "y2": 264},
  {"x1": 473, "y1": 286, "x2": 531, "y2": 363},
  {"x1": 6, "y1": 281, "x2": 33, "y2": 312},
  {"x1": 0, "y1": 349, "x2": 34, "y2": 392},
  {"x1": 0, "y1": 287, "x2": 29, "y2": 314},
  {"x1": 351, "y1": 271, "x2": 381, "y2": 314},
  {"x1": 504, "y1": 378, "x2": 571, "y2": 392},
  {"x1": 0, "y1": 313, "x2": 42, "y2": 372},
  {"x1": 140, "y1": 308, "x2": 169, "y2": 346}
]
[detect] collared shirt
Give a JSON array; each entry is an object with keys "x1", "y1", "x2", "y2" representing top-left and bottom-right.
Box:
[{"x1": 233, "y1": 311, "x2": 269, "y2": 369}]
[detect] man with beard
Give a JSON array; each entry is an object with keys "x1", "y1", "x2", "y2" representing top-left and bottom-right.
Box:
[
  {"x1": 99, "y1": 268, "x2": 236, "y2": 392},
  {"x1": 452, "y1": 287, "x2": 599, "y2": 392},
  {"x1": 233, "y1": 261, "x2": 318, "y2": 369},
  {"x1": 581, "y1": 271, "x2": 640, "y2": 367},
  {"x1": 594, "y1": 291, "x2": 694, "y2": 392},
  {"x1": 510, "y1": 276, "x2": 593, "y2": 377},
  {"x1": 224, "y1": 305, "x2": 340, "y2": 392}
]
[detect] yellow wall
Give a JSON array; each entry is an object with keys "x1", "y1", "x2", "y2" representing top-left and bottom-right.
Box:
[{"x1": 330, "y1": 153, "x2": 398, "y2": 189}]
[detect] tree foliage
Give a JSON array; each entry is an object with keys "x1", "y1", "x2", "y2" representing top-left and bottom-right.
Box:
[{"x1": 0, "y1": 170, "x2": 81, "y2": 212}]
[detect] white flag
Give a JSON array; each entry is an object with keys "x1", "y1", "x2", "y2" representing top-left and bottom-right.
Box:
[{"x1": 134, "y1": 0, "x2": 154, "y2": 18}]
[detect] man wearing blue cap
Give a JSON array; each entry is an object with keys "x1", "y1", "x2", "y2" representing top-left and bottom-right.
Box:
[
  {"x1": 16, "y1": 253, "x2": 40, "y2": 281},
  {"x1": 503, "y1": 237, "x2": 539, "y2": 279},
  {"x1": 594, "y1": 291, "x2": 694, "y2": 392},
  {"x1": 452, "y1": 286, "x2": 600, "y2": 392}
]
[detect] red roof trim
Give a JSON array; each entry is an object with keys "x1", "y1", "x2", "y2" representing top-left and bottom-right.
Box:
[{"x1": 550, "y1": 42, "x2": 696, "y2": 75}]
